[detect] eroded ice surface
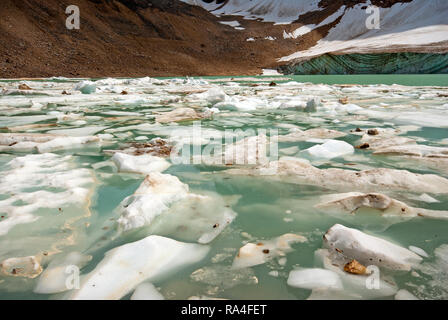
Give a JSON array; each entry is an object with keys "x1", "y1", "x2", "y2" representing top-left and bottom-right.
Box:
[{"x1": 0, "y1": 76, "x2": 447, "y2": 300}]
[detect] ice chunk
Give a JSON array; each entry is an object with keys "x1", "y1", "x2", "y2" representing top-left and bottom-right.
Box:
[
  {"x1": 408, "y1": 246, "x2": 429, "y2": 258},
  {"x1": 145, "y1": 192, "x2": 238, "y2": 244},
  {"x1": 36, "y1": 136, "x2": 100, "y2": 153},
  {"x1": 232, "y1": 234, "x2": 307, "y2": 269},
  {"x1": 301, "y1": 140, "x2": 354, "y2": 159},
  {"x1": 74, "y1": 81, "x2": 96, "y2": 94},
  {"x1": 130, "y1": 283, "x2": 164, "y2": 300},
  {"x1": 415, "y1": 193, "x2": 439, "y2": 204},
  {"x1": 154, "y1": 108, "x2": 207, "y2": 124},
  {"x1": 373, "y1": 144, "x2": 448, "y2": 158},
  {"x1": 0, "y1": 153, "x2": 94, "y2": 238},
  {"x1": 190, "y1": 87, "x2": 228, "y2": 105},
  {"x1": 48, "y1": 126, "x2": 107, "y2": 137},
  {"x1": 112, "y1": 153, "x2": 171, "y2": 175},
  {"x1": 226, "y1": 157, "x2": 448, "y2": 194},
  {"x1": 34, "y1": 252, "x2": 92, "y2": 294},
  {"x1": 305, "y1": 98, "x2": 321, "y2": 112},
  {"x1": 323, "y1": 224, "x2": 422, "y2": 271},
  {"x1": 287, "y1": 268, "x2": 343, "y2": 290},
  {"x1": 312, "y1": 248, "x2": 398, "y2": 299},
  {"x1": 68, "y1": 236, "x2": 209, "y2": 300},
  {"x1": 0, "y1": 256, "x2": 42, "y2": 278},
  {"x1": 277, "y1": 128, "x2": 346, "y2": 142},
  {"x1": 315, "y1": 192, "x2": 448, "y2": 220},
  {"x1": 117, "y1": 173, "x2": 189, "y2": 232},
  {"x1": 395, "y1": 289, "x2": 419, "y2": 300}
]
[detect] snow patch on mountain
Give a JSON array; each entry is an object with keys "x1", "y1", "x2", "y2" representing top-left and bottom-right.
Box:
[
  {"x1": 182, "y1": 0, "x2": 322, "y2": 24},
  {"x1": 280, "y1": 0, "x2": 448, "y2": 63}
]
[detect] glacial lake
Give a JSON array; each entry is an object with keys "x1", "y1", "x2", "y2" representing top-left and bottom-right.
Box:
[{"x1": 0, "y1": 75, "x2": 447, "y2": 300}]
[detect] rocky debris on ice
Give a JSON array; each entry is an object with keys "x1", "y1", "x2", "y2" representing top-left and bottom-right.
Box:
[
  {"x1": 300, "y1": 140, "x2": 354, "y2": 160},
  {"x1": 68, "y1": 235, "x2": 209, "y2": 300},
  {"x1": 154, "y1": 107, "x2": 209, "y2": 124},
  {"x1": 117, "y1": 173, "x2": 189, "y2": 232},
  {"x1": 0, "y1": 256, "x2": 42, "y2": 278},
  {"x1": 130, "y1": 283, "x2": 165, "y2": 300},
  {"x1": 277, "y1": 128, "x2": 347, "y2": 142},
  {"x1": 34, "y1": 252, "x2": 92, "y2": 294},
  {"x1": 74, "y1": 81, "x2": 97, "y2": 94},
  {"x1": 226, "y1": 157, "x2": 448, "y2": 194},
  {"x1": 104, "y1": 138, "x2": 173, "y2": 158},
  {"x1": 232, "y1": 234, "x2": 307, "y2": 269},
  {"x1": 287, "y1": 268, "x2": 343, "y2": 290},
  {"x1": 323, "y1": 224, "x2": 422, "y2": 271},
  {"x1": 315, "y1": 192, "x2": 448, "y2": 220},
  {"x1": 111, "y1": 153, "x2": 171, "y2": 175}
]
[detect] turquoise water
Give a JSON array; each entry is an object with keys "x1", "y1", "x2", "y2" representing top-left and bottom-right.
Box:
[{"x1": 0, "y1": 76, "x2": 447, "y2": 300}]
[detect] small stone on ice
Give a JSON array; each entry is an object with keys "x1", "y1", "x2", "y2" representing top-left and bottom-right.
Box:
[{"x1": 343, "y1": 260, "x2": 367, "y2": 275}]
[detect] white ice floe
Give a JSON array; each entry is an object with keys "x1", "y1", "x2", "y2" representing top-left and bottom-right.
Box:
[
  {"x1": 148, "y1": 192, "x2": 238, "y2": 244},
  {"x1": 0, "y1": 256, "x2": 42, "y2": 278},
  {"x1": 34, "y1": 252, "x2": 92, "y2": 294},
  {"x1": 300, "y1": 140, "x2": 354, "y2": 160},
  {"x1": 262, "y1": 69, "x2": 282, "y2": 76},
  {"x1": 232, "y1": 234, "x2": 307, "y2": 269},
  {"x1": 130, "y1": 283, "x2": 165, "y2": 300},
  {"x1": 227, "y1": 157, "x2": 448, "y2": 194},
  {"x1": 154, "y1": 107, "x2": 207, "y2": 123},
  {"x1": 415, "y1": 194, "x2": 440, "y2": 204},
  {"x1": 373, "y1": 144, "x2": 448, "y2": 158},
  {"x1": 111, "y1": 153, "x2": 171, "y2": 175},
  {"x1": 36, "y1": 136, "x2": 100, "y2": 153},
  {"x1": 323, "y1": 224, "x2": 422, "y2": 271},
  {"x1": 315, "y1": 192, "x2": 448, "y2": 220},
  {"x1": 74, "y1": 81, "x2": 96, "y2": 94},
  {"x1": 408, "y1": 246, "x2": 429, "y2": 258},
  {"x1": 190, "y1": 88, "x2": 228, "y2": 105},
  {"x1": 287, "y1": 268, "x2": 343, "y2": 290},
  {"x1": 310, "y1": 248, "x2": 399, "y2": 299},
  {"x1": 0, "y1": 153, "x2": 94, "y2": 237},
  {"x1": 395, "y1": 289, "x2": 419, "y2": 300},
  {"x1": 277, "y1": 128, "x2": 346, "y2": 142},
  {"x1": 47, "y1": 126, "x2": 107, "y2": 137},
  {"x1": 0, "y1": 133, "x2": 100, "y2": 153},
  {"x1": 68, "y1": 235, "x2": 209, "y2": 300},
  {"x1": 116, "y1": 173, "x2": 189, "y2": 232}
]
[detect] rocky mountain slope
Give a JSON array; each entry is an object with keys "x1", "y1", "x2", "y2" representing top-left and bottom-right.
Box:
[{"x1": 0, "y1": 0, "x2": 447, "y2": 77}]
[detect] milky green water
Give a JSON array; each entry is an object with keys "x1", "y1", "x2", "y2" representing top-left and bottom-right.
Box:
[{"x1": 0, "y1": 75, "x2": 447, "y2": 300}]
